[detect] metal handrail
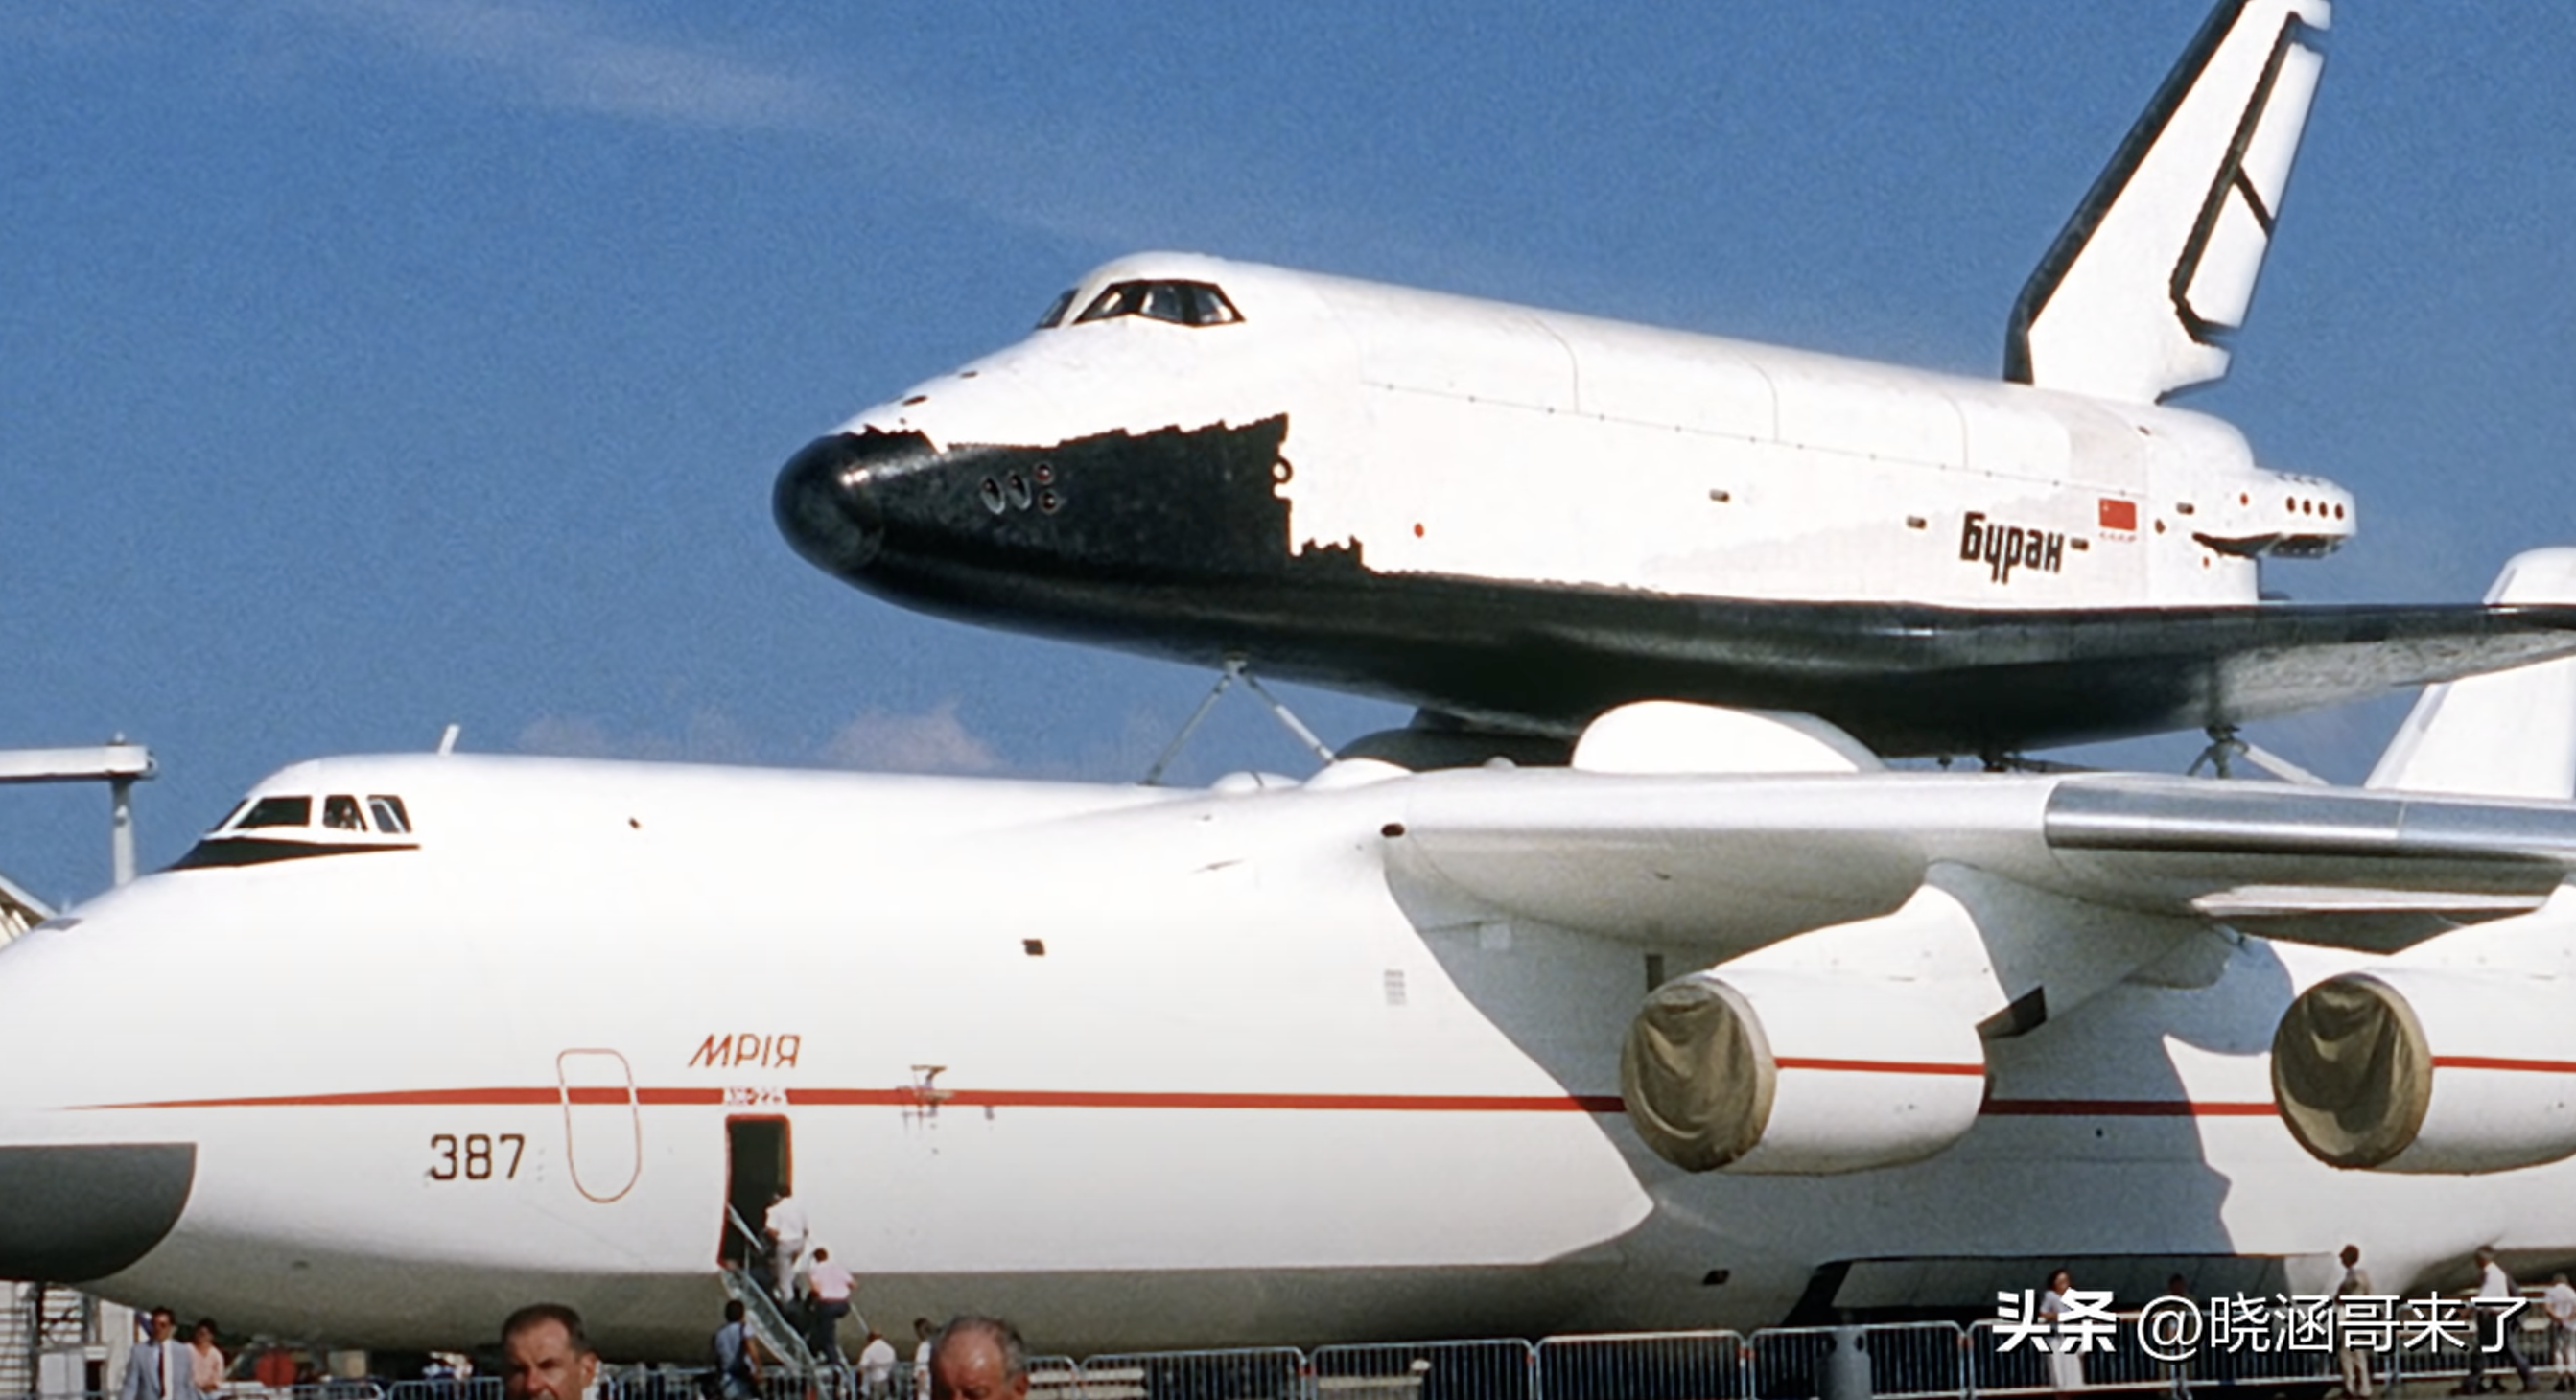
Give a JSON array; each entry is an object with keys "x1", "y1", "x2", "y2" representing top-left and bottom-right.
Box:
[{"x1": 713, "y1": 1215, "x2": 816, "y2": 1380}]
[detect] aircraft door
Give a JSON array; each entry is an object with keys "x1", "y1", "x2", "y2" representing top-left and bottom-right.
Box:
[
  {"x1": 723, "y1": 1117, "x2": 790, "y2": 1268},
  {"x1": 556, "y1": 1049, "x2": 642, "y2": 1202}
]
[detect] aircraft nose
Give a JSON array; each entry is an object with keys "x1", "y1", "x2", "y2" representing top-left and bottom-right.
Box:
[
  {"x1": 0, "y1": 1142, "x2": 196, "y2": 1280},
  {"x1": 774, "y1": 431, "x2": 916, "y2": 577}
]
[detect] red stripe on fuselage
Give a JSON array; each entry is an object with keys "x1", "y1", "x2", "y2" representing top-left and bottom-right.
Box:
[
  {"x1": 2433, "y1": 1056, "x2": 2576, "y2": 1075},
  {"x1": 79, "y1": 1086, "x2": 1628, "y2": 1114},
  {"x1": 1980, "y1": 1098, "x2": 2274, "y2": 1117},
  {"x1": 802, "y1": 1088, "x2": 1632, "y2": 1113},
  {"x1": 76, "y1": 1087, "x2": 2273, "y2": 1117},
  {"x1": 1774, "y1": 1057, "x2": 1985, "y2": 1076},
  {"x1": 83, "y1": 1087, "x2": 566, "y2": 1109}
]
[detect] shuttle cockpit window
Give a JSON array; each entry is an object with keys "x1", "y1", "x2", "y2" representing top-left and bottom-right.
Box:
[
  {"x1": 368, "y1": 795, "x2": 412, "y2": 834},
  {"x1": 322, "y1": 795, "x2": 365, "y2": 831},
  {"x1": 234, "y1": 796, "x2": 312, "y2": 829},
  {"x1": 1035, "y1": 288, "x2": 1077, "y2": 329},
  {"x1": 1073, "y1": 280, "x2": 1242, "y2": 328}
]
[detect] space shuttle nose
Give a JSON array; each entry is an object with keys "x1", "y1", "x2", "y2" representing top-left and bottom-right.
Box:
[
  {"x1": 0, "y1": 1142, "x2": 196, "y2": 1280},
  {"x1": 774, "y1": 432, "x2": 905, "y2": 577}
]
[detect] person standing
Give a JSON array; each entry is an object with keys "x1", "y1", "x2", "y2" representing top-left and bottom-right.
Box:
[
  {"x1": 120, "y1": 1308, "x2": 202, "y2": 1400},
  {"x1": 2334, "y1": 1245, "x2": 2376, "y2": 1400},
  {"x1": 712, "y1": 1300, "x2": 761, "y2": 1400},
  {"x1": 188, "y1": 1320, "x2": 226, "y2": 1398},
  {"x1": 910, "y1": 1318, "x2": 936, "y2": 1400},
  {"x1": 2161, "y1": 1275, "x2": 2195, "y2": 1400},
  {"x1": 856, "y1": 1329, "x2": 899, "y2": 1400},
  {"x1": 2040, "y1": 1270, "x2": 2085, "y2": 1400},
  {"x1": 2544, "y1": 1274, "x2": 2576, "y2": 1391},
  {"x1": 2468, "y1": 1246, "x2": 2539, "y2": 1395},
  {"x1": 805, "y1": 1248, "x2": 855, "y2": 1361},
  {"x1": 763, "y1": 1187, "x2": 809, "y2": 1305}
]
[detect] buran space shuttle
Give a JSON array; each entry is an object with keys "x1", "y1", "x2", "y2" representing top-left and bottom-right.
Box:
[{"x1": 776, "y1": 0, "x2": 2576, "y2": 759}]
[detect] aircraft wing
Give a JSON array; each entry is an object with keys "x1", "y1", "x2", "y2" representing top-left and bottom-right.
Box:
[{"x1": 1385, "y1": 769, "x2": 2576, "y2": 957}]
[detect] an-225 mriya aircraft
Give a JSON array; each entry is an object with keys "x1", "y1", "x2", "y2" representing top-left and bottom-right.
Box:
[
  {"x1": 12, "y1": 551, "x2": 2576, "y2": 1358},
  {"x1": 777, "y1": 0, "x2": 2576, "y2": 760}
]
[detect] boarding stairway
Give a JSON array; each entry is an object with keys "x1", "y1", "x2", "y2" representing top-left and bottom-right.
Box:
[
  {"x1": 3, "y1": 1284, "x2": 94, "y2": 1400},
  {"x1": 0, "y1": 1286, "x2": 25, "y2": 1400},
  {"x1": 720, "y1": 1207, "x2": 840, "y2": 1377}
]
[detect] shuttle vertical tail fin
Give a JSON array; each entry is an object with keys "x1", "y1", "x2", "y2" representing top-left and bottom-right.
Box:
[
  {"x1": 2367, "y1": 549, "x2": 2576, "y2": 800},
  {"x1": 2004, "y1": 0, "x2": 2330, "y2": 404}
]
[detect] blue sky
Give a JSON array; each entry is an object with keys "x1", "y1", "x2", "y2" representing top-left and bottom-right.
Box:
[{"x1": 4, "y1": 2, "x2": 2572, "y2": 904}]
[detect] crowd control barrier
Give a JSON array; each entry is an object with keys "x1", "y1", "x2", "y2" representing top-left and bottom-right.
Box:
[{"x1": 102, "y1": 1305, "x2": 2576, "y2": 1400}]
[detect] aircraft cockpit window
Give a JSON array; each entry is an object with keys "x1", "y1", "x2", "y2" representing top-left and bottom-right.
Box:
[
  {"x1": 1073, "y1": 280, "x2": 1242, "y2": 328},
  {"x1": 1036, "y1": 288, "x2": 1076, "y2": 329},
  {"x1": 368, "y1": 796, "x2": 412, "y2": 834},
  {"x1": 322, "y1": 795, "x2": 365, "y2": 831},
  {"x1": 235, "y1": 796, "x2": 313, "y2": 829}
]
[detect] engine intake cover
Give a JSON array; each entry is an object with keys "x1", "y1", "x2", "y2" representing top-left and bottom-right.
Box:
[
  {"x1": 1620, "y1": 970, "x2": 1987, "y2": 1175},
  {"x1": 2274, "y1": 969, "x2": 2576, "y2": 1174}
]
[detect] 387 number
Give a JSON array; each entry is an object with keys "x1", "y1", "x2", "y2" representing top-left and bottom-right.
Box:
[{"x1": 429, "y1": 1132, "x2": 525, "y2": 1181}]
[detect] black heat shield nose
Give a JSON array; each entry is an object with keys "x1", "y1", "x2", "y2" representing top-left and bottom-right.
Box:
[
  {"x1": 773, "y1": 431, "x2": 927, "y2": 578},
  {"x1": 0, "y1": 1142, "x2": 196, "y2": 1280}
]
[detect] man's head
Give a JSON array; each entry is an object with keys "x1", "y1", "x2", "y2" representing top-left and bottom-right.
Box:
[
  {"x1": 813, "y1": 1248, "x2": 831, "y2": 1265},
  {"x1": 501, "y1": 1304, "x2": 597, "y2": 1400},
  {"x1": 2478, "y1": 1246, "x2": 2498, "y2": 1266},
  {"x1": 149, "y1": 1309, "x2": 176, "y2": 1342},
  {"x1": 928, "y1": 1316, "x2": 1027, "y2": 1400},
  {"x1": 914, "y1": 1318, "x2": 934, "y2": 1342},
  {"x1": 2166, "y1": 1274, "x2": 2190, "y2": 1295},
  {"x1": 2340, "y1": 1244, "x2": 2361, "y2": 1266},
  {"x1": 724, "y1": 1301, "x2": 745, "y2": 1324}
]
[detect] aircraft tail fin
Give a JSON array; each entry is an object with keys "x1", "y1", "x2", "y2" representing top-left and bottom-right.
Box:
[
  {"x1": 2004, "y1": 0, "x2": 2330, "y2": 404},
  {"x1": 2367, "y1": 549, "x2": 2576, "y2": 800}
]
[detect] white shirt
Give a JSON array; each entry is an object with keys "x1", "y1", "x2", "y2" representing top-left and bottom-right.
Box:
[
  {"x1": 809, "y1": 1259, "x2": 855, "y2": 1303},
  {"x1": 765, "y1": 1195, "x2": 808, "y2": 1247},
  {"x1": 2544, "y1": 1282, "x2": 2576, "y2": 1324},
  {"x1": 2481, "y1": 1261, "x2": 2517, "y2": 1299},
  {"x1": 858, "y1": 1339, "x2": 898, "y2": 1387}
]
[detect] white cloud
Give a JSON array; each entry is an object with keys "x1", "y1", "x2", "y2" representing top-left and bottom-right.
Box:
[
  {"x1": 256, "y1": 0, "x2": 1405, "y2": 259},
  {"x1": 515, "y1": 708, "x2": 761, "y2": 764},
  {"x1": 819, "y1": 699, "x2": 1004, "y2": 776},
  {"x1": 515, "y1": 712, "x2": 617, "y2": 758},
  {"x1": 292, "y1": 0, "x2": 845, "y2": 135}
]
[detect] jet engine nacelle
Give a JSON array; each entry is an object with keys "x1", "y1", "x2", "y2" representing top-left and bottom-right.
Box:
[
  {"x1": 1619, "y1": 969, "x2": 1987, "y2": 1175},
  {"x1": 2272, "y1": 969, "x2": 2576, "y2": 1174}
]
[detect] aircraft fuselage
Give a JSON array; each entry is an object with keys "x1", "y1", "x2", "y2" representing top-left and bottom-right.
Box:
[{"x1": 4, "y1": 754, "x2": 2568, "y2": 1359}]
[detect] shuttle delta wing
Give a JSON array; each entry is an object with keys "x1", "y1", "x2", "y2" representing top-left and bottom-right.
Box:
[{"x1": 2006, "y1": 0, "x2": 2330, "y2": 402}]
